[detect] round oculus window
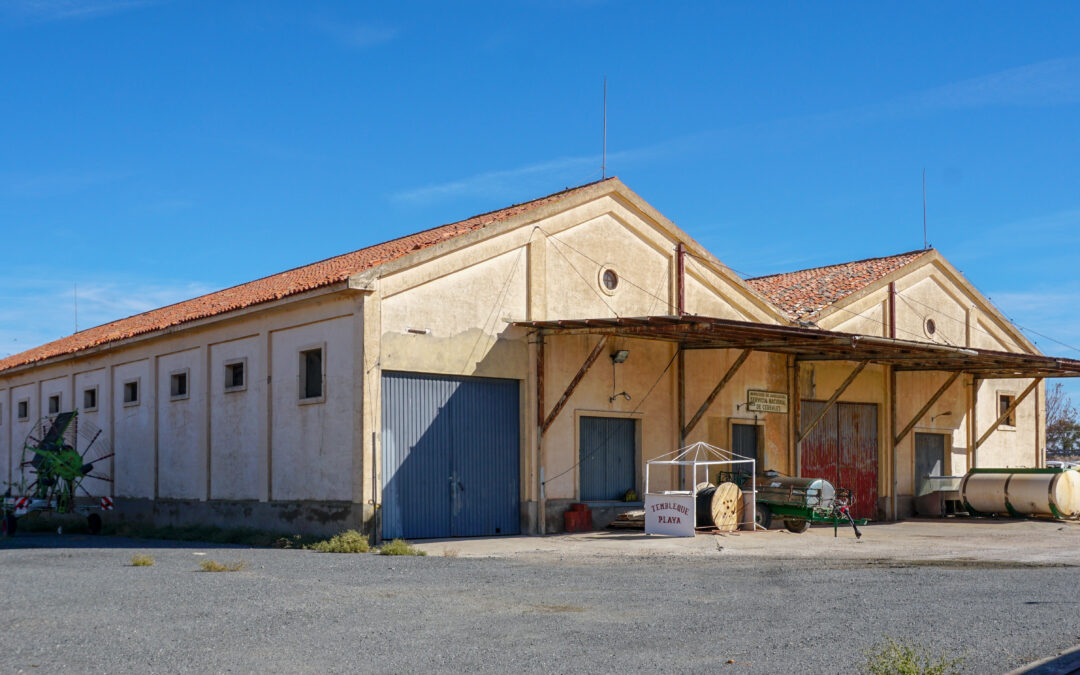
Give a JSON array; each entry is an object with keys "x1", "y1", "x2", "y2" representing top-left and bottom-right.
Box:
[
  {"x1": 924, "y1": 317, "x2": 937, "y2": 337},
  {"x1": 602, "y1": 269, "x2": 619, "y2": 291}
]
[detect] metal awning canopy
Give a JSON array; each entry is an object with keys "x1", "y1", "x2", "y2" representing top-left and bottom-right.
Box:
[{"x1": 515, "y1": 315, "x2": 1080, "y2": 378}]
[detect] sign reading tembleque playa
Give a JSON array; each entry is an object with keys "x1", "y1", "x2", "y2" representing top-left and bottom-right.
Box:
[{"x1": 644, "y1": 493, "x2": 696, "y2": 536}]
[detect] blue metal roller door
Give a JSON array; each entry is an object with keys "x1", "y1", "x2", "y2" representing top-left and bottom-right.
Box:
[{"x1": 381, "y1": 371, "x2": 520, "y2": 539}]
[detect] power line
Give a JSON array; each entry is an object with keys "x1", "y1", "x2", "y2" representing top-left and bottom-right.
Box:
[{"x1": 542, "y1": 346, "x2": 681, "y2": 488}]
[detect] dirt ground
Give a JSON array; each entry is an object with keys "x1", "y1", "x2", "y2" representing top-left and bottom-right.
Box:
[{"x1": 407, "y1": 517, "x2": 1080, "y2": 565}]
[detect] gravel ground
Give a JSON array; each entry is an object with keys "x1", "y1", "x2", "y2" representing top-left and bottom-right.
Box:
[{"x1": 2, "y1": 533, "x2": 1079, "y2": 674}]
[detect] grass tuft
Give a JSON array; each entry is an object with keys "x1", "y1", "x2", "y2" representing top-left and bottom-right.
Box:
[
  {"x1": 862, "y1": 636, "x2": 963, "y2": 675},
  {"x1": 378, "y1": 539, "x2": 427, "y2": 556},
  {"x1": 442, "y1": 547, "x2": 460, "y2": 558},
  {"x1": 199, "y1": 558, "x2": 248, "y2": 573},
  {"x1": 305, "y1": 530, "x2": 370, "y2": 553},
  {"x1": 129, "y1": 554, "x2": 155, "y2": 567}
]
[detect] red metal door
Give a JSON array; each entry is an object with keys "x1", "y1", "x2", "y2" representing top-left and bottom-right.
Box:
[
  {"x1": 800, "y1": 400, "x2": 839, "y2": 487},
  {"x1": 837, "y1": 402, "x2": 878, "y2": 521},
  {"x1": 800, "y1": 400, "x2": 878, "y2": 521}
]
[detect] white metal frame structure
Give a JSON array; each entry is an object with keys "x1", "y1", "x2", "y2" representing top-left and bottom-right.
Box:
[{"x1": 644, "y1": 441, "x2": 759, "y2": 530}]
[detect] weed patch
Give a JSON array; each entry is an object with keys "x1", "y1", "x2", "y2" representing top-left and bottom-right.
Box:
[
  {"x1": 199, "y1": 558, "x2": 248, "y2": 573},
  {"x1": 378, "y1": 539, "x2": 426, "y2": 556},
  {"x1": 862, "y1": 636, "x2": 963, "y2": 675},
  {"x1": 306, "y1": 530, "x2": 370, "y2": 553},
  {"x1": 129, "y1": 554, "x2": 155, "y2": 567},
  {"x1": 442, "y1": 547, "x2": 460, "y2": 558}
]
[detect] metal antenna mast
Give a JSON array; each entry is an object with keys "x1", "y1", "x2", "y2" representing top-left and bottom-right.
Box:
[
  {"x1": 602, "y1": 76, "x2": 607, "y2": 179},
  {"x1": 74, "y1": 282, "x2": 78, "y2": 333},
  {"x1": 922, "y1": 168, "x2": 928, "y2": 249}
]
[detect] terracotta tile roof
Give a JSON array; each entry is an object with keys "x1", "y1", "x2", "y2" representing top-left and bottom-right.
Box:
[
  {"x1": 746, "y1": 249, "x2": 931, "y2": 322},
  {"x1": 0, "y1": 178, "x2": 615, "y2": 374}
]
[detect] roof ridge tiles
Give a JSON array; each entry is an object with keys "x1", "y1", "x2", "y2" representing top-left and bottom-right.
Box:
[{"x1": 746, "y1": 248, "x2": 932, "y2": 281}]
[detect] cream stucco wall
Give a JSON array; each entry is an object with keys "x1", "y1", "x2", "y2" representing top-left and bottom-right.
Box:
[{"x1": 0, "y1": 290, "x2": 365, "y2": 518}]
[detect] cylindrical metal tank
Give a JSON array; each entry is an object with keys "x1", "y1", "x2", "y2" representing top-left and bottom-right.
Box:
[
  {"x1": 960, "y1": 469, "x2": 1080, "y2": 518},
  {"x1": 757, "y1": 476, "x2": 835, "y2": 507}
]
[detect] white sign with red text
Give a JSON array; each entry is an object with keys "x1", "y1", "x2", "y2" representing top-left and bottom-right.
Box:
[{"x1": 644, "y1": 493, "x2": 696, "y2": 537}]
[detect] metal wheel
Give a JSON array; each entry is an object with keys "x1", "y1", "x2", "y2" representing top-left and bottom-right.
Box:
[
  {"x1": 755, "y1": 503, "x2": 772, "y2": 529},
  {"x1": 784, "y1": 519, "x2": 810, "y2": 534}
]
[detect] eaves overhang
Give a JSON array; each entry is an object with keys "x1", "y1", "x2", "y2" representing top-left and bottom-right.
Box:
[{"x1": 515, "y1": 315, "x2": 1080, "y2": 378}]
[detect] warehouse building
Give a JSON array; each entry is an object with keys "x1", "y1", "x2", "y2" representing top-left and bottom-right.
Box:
[{"x1": 2, "y1": 178, "x2": 1078, "y2": 538}]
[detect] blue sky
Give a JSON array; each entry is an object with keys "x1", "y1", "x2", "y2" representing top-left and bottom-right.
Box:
[{"x1": 2, "y1": 1, "x2": 1079, "y2": 400}]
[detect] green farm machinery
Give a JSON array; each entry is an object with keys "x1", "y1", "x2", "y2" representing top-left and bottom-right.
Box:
[
  {"x1": 720, "y1": 470, "x2": 865, "y2": 538},
  {"x1": 2, "y1": 411, "x2": 115, "y2": 536}
]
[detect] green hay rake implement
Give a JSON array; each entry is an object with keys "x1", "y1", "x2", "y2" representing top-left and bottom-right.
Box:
[{"x1": 2, "y1": 410, "x2": 115, "y2": 536}]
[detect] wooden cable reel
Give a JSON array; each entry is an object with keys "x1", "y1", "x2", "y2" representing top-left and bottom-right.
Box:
[{"x1": 695, "y1": 481, "x2": 743, "y2": 531}]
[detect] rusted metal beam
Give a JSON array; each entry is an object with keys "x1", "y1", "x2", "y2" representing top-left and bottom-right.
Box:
[
  {"x1": 974, "y1": 378, "x2": 1041, "y2": 451},
  {"x1": 894, "y1": 371, "x2": 961, "y2": 447},
  {"x1": 536, "y1": 336, "x2": 545, "y2": 432},
  {"x1": 541, "y1": 336, "x2": 608, "y2": 434},
  {"x1": 676, "y1": 242, "x2": 686, "y2": 316},
  {"x1": 797, "y1": 361, "x2": 869, "y2": 443},
  {"x1": 683, "y1": 349, "x2": 752, "y2": 437}
]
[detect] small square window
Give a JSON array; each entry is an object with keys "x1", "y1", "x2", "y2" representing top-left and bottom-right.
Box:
[
  {"x1": 224, "y1": 359, "x2": 247, "y2": 393},
  {"x1": 48, "y1": 394, "x2": 61, "y2": 415},
  {"x1": 123, "y1": 379, "x2": 140, "y2": 406},
  {"x1": 83, "y1": 387, "x2": 98, "y2": 411},
  {"x1": 999, "y1": 394, "x2": 1016, "y2": 427},
  {"x1": 17, "y1": 399, "x2": 29, "y2": 420},
  {"x1": 170, "y1": 369, "x2": 189, "y2": 401},
  {"x1": 299, "y1": 346, "x2": 324, "y2": 402}
]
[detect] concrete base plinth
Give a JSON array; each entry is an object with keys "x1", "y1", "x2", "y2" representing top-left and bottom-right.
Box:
[{"x1": 112, "y1": 498, "x2": 375, "y2": 537}]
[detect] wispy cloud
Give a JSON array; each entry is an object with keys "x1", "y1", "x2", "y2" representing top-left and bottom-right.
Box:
[
  {"x1": 391, "y1": 135, "x2": 702, "y2": 204},
  {"x1": 895, "y1": 56, "x2": 1080, "y2": 112},
  {"x1": 1, "y1": 170, "x2": 130, "y2": 198},
  {"x1": 0, "y1": 275, "x2": 214, "y2": 358},
  {"x1": 392, "y1": 56, "x2": 1080, "y2": 206},
  {"x1": 312, "y1": 18, "x2": 398, "y2": 49},
  {"x1": 1, "y1": 0, "x2": 159, "y2": 23}
]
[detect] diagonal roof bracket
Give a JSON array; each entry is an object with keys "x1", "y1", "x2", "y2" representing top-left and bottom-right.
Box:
[
  {"x1": 975, "y1": 378, "x2": 1042, "y2": 451},
  {"x1": 797, "y1": 361, "x2": 869, "y2": 443},
  {"x1": 894, "y1": 372, "x2": 962, "y2": 447},
  {"x1": 683, "y1": 349, "x2": 752, "y2": 437},
  {"x1": 541, "y1": 336, "x2": 609, "y2": 434}
]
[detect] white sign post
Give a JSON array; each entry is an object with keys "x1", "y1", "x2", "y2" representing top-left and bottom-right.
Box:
[{"x1": 644, "y1": 493, "x2": 696, "y2": 537}]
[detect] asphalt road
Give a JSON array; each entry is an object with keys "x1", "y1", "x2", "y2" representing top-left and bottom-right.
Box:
[{"x1": 2, "y1": 534, "x2": 1078, "y2": 674}]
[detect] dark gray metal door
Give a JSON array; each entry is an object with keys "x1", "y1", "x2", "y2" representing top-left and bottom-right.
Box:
[
  {"x1": 579, "y1": 417, "x2": 636, "y2": 501},
  {"x1": 914, "y1": 432, "x2": 945, "y2": 494},
  {"x1": 731, "y1": 423, "x2": 760, "y2": 468},
  {"x1": 381, "y1": 372, "x2": 520, "y2": 539}
]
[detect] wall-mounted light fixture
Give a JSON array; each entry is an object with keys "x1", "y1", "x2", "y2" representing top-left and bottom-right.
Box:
[
  {"x1": 609, "y1": 350, "x2": 631, "y2": 402},
  {"x1": 931, "y1": 410, "x2": 953, "y2": 422}
]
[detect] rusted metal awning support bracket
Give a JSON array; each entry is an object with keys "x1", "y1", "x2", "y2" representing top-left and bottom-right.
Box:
[
  {"x1": 894, "y1": 372, "x2": 962, "y2": 447},
  {"x1": 683, "y1": 349, "x2": 752, "y2": 437},
  {"x1": 797, "y1": 361, "x2": 869, "y2": 443},
  {"x1": 974, "y1": 378, "x2": 1042, "y2": 450},
  {"x1": 540, "y1": 335, "x2": 608, "y2": 434}
]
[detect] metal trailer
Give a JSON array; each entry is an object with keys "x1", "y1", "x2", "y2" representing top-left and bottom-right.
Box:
[{"x1": 719, "y1": 471, "x2": 865, "y2": 538}]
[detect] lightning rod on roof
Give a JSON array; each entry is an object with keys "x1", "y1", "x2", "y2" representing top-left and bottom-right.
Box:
[
  {"x1": 74, "y1": 282, "x2": 78, "y2": 334},
  {"x1": 922, "y1": 168, "x2": 928, "y2": 250},
  {"x1": 602, "y1": 76, "x2": 607, "y2": 180}
]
